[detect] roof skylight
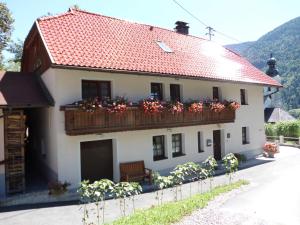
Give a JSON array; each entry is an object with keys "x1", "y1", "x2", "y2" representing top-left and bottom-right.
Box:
[{"x1": 156, "y1": 41, "x2": 173, "y2": 53}]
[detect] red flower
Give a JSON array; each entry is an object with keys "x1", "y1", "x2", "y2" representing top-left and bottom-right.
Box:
[
  {"x1": 210, "y1": 102, "x2": 225, "y2": 113},
  {"x1": 169, "y1": 101, "x2": 184, "y2": 114},
  {"x1": 263, "y1": 142, "x2": 278, "y2": 153},
  {"x1": 142, "y1": 100, "x2": 164, "y2": 114},
  {"x1": 228, "y1": 101, "x2": 241, "y2": 111},
  {"x1": 188, "y1": 102, "x2": 203, "y2": 113}
]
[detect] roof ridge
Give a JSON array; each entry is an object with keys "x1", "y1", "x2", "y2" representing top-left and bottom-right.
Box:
[
  {"x1": 50, "y1": 8, "x2": 209, "y2": 43},
  {"x1": 37, "y1": 9, "x2": 74, "y2": 22}
]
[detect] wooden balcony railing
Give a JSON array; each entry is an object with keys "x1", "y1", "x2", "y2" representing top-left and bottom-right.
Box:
[{"x1": 62, "y1": 106, "x2": 235, "y2": 135}]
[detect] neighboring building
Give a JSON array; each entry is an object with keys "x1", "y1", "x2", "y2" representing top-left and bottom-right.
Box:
[
  {"x1": 263, "y1": 55, "x2": 295, "y2": 123},
  {"x1": 0, "y1": 8, "x2": 281, "y2": 196}
]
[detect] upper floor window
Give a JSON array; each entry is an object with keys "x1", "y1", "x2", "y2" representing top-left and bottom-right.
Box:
[
  {"x1": 240, "y1": 89, "x2": 248, "y2": 105},
  {"x1": 213, "y1": 87, "x2": 220, "y2": 100},
  {"x1": 242, "y1": 127, "x2": 250, "y2": 144},
  {"x1": 151, "y1": 83, "x2": 163, "y2": 100},
  {"x1": 170, "y1": 84, "x2": 181, "y2": 102},
  {"x1": 153, "y1": 135, "x2": 166, "y2": 161},
  {"x1": 172, "y1": 133, "x2": 184, "y2": 157},
  {"x1": 82, "y1": 80, "x2": 111, "y2": 100}
]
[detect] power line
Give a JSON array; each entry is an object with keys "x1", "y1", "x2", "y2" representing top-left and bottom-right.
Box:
[
  {"x1": 172, "y1": 0, "x2": 208, "y2": 27},
  {"x1": 172, "y1": 0, "x2": 241, "y2": 43}
]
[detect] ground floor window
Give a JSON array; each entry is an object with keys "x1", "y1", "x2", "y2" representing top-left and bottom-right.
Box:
[
  {"x1": 198, "y1": 132, "x2": 204, "y2": 153},
  {"x1": 153, "y1": 135, "x2": 166, "y2": 161},
  {"x1": 172, "y1": 133, "x2": 184, "y2": 157},
  {"x1": 242, "y1": 127, "x2": 250, "y2": 144}
]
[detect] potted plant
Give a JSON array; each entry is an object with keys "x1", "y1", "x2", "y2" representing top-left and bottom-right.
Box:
[
  {"x1": 210, "y1": 102, "x2": 225, "y2": 113},
  {"x1": 105, "y1": 96, "x2": 129, "y2": 113},
  {"x1": 227, "y1": 101, "x2": 241, "y2": 111},
  {"x1": 263, "y1": 142, "x2": 278, "y2": 158},
  {"x1": 188, "y1": 102, "x2": 203, "y2": 113},
  {"x1": 167, "y1": 101, "x2": 184, "y2": 114},
  {"x1": 48, "y1": 180, "x2": 70, "y2": 196},
  {"x1": 141, "y1": 99, "x2": 164, "y2": 114}
]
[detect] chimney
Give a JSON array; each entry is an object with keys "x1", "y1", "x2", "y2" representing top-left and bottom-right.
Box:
[{"x1": 175, "y1": 21, "x2": 189, "y2": 35}]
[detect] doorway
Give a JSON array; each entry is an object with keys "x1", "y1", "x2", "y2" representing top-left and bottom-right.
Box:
[
  {"x1": 213, "y1": 130, "x2": 222, "y2": 161},
  {"x1": 80, "y1": 139, "x2": 113, "y2": 182}
]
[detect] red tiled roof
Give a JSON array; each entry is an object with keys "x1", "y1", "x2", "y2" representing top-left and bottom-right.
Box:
[{"x1": 37, "y1": 9, "x2": 281, "y2": 87}]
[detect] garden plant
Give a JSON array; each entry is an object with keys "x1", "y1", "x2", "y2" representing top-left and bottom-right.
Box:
[{"x1": 222, "y1": 153, "x2": 239, "y2": 184}]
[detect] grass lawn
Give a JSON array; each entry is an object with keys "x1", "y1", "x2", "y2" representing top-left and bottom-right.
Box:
[{"x1": 111, "y1": 179, "x2": 249, "y2": 225}]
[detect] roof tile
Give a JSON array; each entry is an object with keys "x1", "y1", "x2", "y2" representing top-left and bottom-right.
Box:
[{"x1": 37, "y1": 9, "x2": 281, "y2": 86}]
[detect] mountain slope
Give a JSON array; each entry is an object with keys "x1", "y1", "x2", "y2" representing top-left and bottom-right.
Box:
[{"x1": 226, "y1": 17, "x2": 300, "y2": 110}]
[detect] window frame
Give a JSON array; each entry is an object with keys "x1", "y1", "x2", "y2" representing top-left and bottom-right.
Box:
[
  {"x1": 172, "y1": 133, "x2": 184, "y2": 157},
  {"x1": 213, "y1": 87, "x2": 220, "y2": 100},
  {"x1": 153, "y1": 135, "x2": 167, "y2": 161},
  {"x1": 82, "y1": 80, "x2": 111, "y2": 100},
  {"x1": 240, "y1": 89, "x2": 248, "y2": 105},
  {"x1": 242, "y1": 127, "x2": 250, "y2": 145},
  {"x1": 170, "y1": 84, "x2": 181, "y2": 102},
  {"x1": 151, "y1": 83, "x2": 163, "y2": 101},
  {"x1": 198, "y1": 132, "x2": 204, "y2": 153}
]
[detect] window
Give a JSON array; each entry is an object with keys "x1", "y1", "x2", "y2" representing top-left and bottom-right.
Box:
[
  {"x1": 82, "y1": 80, "x2": 111, "y2": 100},
  {"x1": 153, "y1": 135, "x2": 166, "y2": 161},
  {"x1": 242, "y1": 127, "x2": 250, "y2": 144},
  {"x1": 213, "y1": 87, "x2": 219, "y2": 100},
  {"x1": 240, "y1": 89, "x2": 247, "y2": 105},
  {"x1": 156, "y1": 41, "x2": 173, "y2": 53},
  {"x1": 170, "y1": 84, "x2": 181, "y2": 101},
  {"x1": 198, "y1": 132, "x2": 204, "y2": 153},
  {"x1": 172, "y1": 133, "x2": 184, "y2": 157},
  {"x1": 151, "y1": 83, "x2": 163, "y2": 100}
]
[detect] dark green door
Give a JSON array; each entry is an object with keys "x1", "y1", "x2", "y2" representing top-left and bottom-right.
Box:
[
  {"x1": 80, "y1": 139, "x2": 113, "y2": 182},
  {"x1": 213, "y1": 130, "x2": 222, "y2": 161}
]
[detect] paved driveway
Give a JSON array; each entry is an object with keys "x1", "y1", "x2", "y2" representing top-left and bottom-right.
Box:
[
  {"x1": 1, "y1": 146, "x2": 299, "y2": 225},
  {"x1": 219, "y1": 147, "x2": 300, "y2": 225},
  {"x1": 178, "y1": 146, "x2": 300, "y2": 225}
]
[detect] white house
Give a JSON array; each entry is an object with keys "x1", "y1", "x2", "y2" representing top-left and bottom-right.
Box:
[{"x1": 0, "y1": 8, "x2": 281, "y2": 196}]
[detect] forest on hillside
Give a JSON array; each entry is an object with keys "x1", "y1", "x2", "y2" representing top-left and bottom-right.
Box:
[{"x1": 227, "y1": 16, "x2": 300, "y2": 111}]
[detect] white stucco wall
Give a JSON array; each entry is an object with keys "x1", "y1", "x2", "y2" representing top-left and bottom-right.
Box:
[
  {"x1": 40, "y1": 68, "x2": 266, "y2": 187},
  {"x1": 0, "y1": 109, "x2": 5, "y2": 197}
]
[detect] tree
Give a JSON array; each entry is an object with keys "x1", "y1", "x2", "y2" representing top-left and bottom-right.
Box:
[
  {"x1": 7, "y1": 39, "x2": 23, "y2": 63},
  {"x1": 0, "y1": 2, "x2": 14, "y2": 69},
  {"x1": 4, "y1": 39, "x2": 23, "y2": 71}
]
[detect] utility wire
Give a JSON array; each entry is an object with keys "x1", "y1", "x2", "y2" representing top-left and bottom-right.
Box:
[
  {"x1": 172, "y1": 0, "x2": 208, "y2": 27},
  {"x1": 172, "y1": 0, "x2": 241, "y2": 43}
]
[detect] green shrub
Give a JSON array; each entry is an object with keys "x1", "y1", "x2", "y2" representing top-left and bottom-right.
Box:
[
  {"x1": 233, "y1": 153, "x2": 247, "y2": 163},
  {"x1": 265, "y1": 120, "x2": 300, "y2": 137},
  {"x1": 289, "y1": 109, "x2": 300, "y2": 119}
]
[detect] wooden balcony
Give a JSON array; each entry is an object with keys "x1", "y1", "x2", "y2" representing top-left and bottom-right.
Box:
[{"x1": 62, "y1": 106, "x2": 235, "y2": 135}]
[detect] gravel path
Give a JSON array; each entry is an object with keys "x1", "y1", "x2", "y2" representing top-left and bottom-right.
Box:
[{"x1": 174, "y1": 185, "x2": 277, "y2": 225}]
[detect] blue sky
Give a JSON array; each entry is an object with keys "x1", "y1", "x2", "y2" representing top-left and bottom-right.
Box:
[{"x1": 4, "y1": 0, "x2": 300, "y2": 45}]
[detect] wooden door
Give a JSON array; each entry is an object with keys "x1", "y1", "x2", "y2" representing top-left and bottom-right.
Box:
[
  {"x1": 80, "y1": 140, "x2": 113, "y2": 182},
  {"x1": 213, "y1": 130, "x2": 222, "y2": 161}
]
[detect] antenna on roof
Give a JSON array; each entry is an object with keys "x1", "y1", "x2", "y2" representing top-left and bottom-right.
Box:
[{"x1": 205, "y1": 26, "x2": 215, "y2": 41}]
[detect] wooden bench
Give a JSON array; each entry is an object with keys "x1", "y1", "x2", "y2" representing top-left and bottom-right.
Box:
[{"x1": 120, "y1": 161, "x2": 152, "y2": 184}]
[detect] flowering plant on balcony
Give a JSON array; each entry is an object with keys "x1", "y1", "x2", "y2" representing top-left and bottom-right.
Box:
[
  {"x1": 141, "y1": 99, "x2": 164, "y2": 114},
  {"x1": 263, "y1": 142, "x2": 278, "y2": 153},
  {"x1": 74, "y1": 97, "x2": 102, "y2": 112},
  {"x1": 210, "y1": 102, "x2": 225, "y2": 113},
  {"x1": 168, "y1": 101, "x2": 184, "y2": 114},
  {"x1": 188, "y1": 102, "x2": 203, "y2": 113},
  {"x1": 227, "y1": 101, "x2": 241, "y2": 111},
  {"x1": 105, "y1": 96, "x2": 129, "y2": 113}
]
